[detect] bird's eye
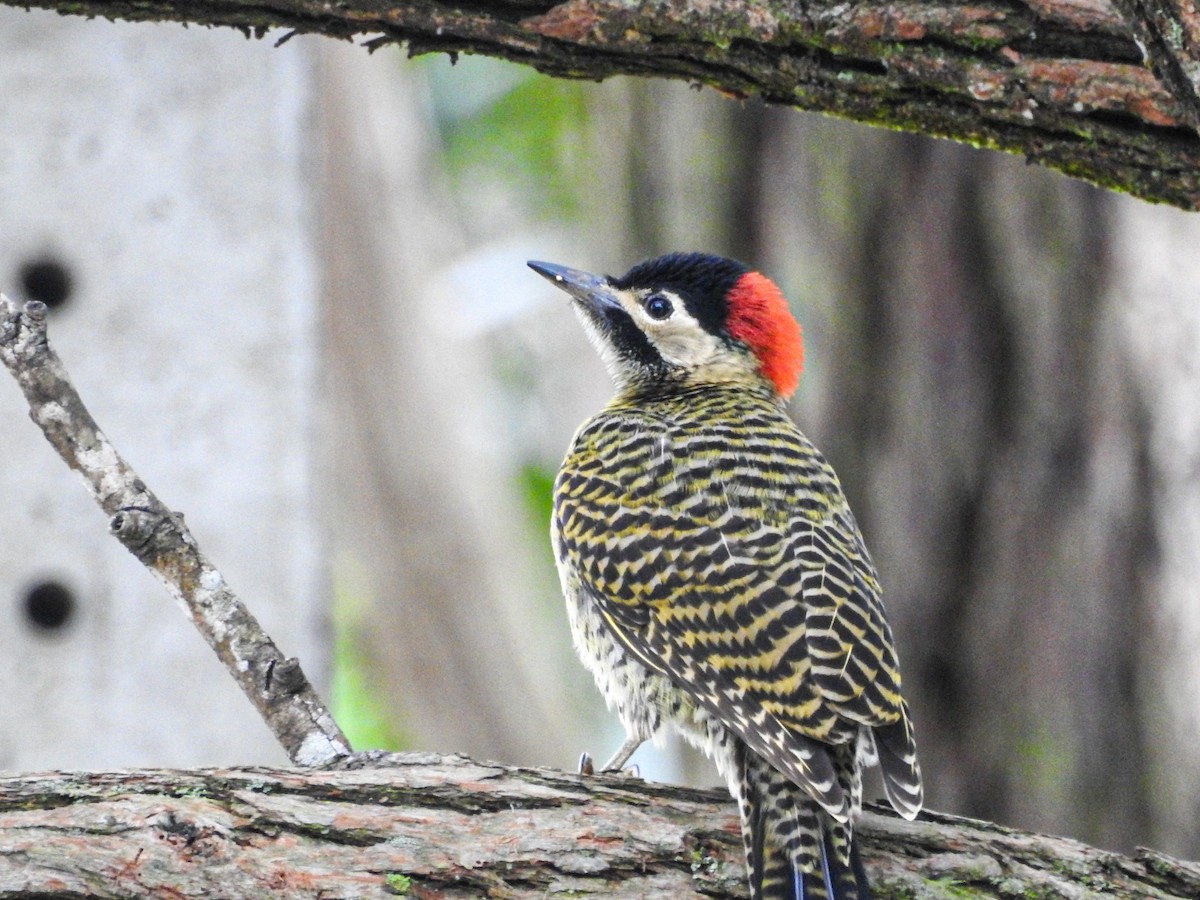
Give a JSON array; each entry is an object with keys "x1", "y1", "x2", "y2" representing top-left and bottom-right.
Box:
[{"x1": 644, "y1": 293, "x2": 673, "y2": 320}]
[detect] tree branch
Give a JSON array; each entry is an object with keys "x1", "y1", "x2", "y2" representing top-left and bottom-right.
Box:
[
  {"x1": 7, "y1": 0, "x2": 1200, "y2": 208},
  {"x1": 0, "y1": 755, "x2": 1196, "y2": 898},
  {"x1": 1109, "y1": 0, "x2": 1200, "y2": 130},
  {"x1": 0, "y1": 295, "x2": 351, "y2": 767}
]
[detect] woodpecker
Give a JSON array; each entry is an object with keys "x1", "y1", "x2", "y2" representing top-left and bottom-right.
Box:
[{"x1": 530, "y1": 252, "x2": 922, "y2": 900}]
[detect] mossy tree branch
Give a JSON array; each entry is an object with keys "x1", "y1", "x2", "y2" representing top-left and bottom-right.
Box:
[
  {"x1": 8, "y1": 0, "x2": 1200, "y2": 208},
  {"x1": 1108, "y1": 0, "x2": 1200, "y2": 130},
  {"x1": 1, "y1": 755, "x2": 1198, "y2": 898}
]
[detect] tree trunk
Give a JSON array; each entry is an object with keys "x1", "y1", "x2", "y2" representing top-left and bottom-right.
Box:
[
  {"x1": 748, "y1": 113, "x2": 1161, "y2": 855},
  {"x1": 317, "y1": 40, "x2": 585, "y2": 765}
]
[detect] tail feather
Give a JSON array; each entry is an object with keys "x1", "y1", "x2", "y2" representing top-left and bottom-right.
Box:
[
  {"x1": 873, "y1": 704, "x2": 923, "y2": 820},
  {"x1": 736, "y1": 742, "x2": 871, "y2": 900},
  {"x1": 789, "y1": 820, "x2": 871, "y2": 900},
  {"x1": 821, "y1": 819, "x2": 873, "y2": 900},
  {"x1": 848, "y1": 837, "x2": 873, "y2": 900}
]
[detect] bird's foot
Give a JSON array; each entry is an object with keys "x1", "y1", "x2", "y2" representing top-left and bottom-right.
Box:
[{"x1": 578, "y1": 751, "x2": 641, "y2": 779}]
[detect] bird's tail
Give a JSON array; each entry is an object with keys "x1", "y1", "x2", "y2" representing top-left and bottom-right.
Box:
[{"x1": 736, "y1": 744, "x2": 871, "y2": 900}]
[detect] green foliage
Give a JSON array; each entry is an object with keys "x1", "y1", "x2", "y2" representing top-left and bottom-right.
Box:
[
  {"x1": 331, "y1": 569, "x2": 409, "y2": 751},
  {"x1": 425, "y1": 55, "x2": 591, "y2": 218},
  {"x1": 518, "y1": 461, "x2": 556, "y2": 533},
  {"x1": 518, "y1": 461, "x2": 564, "y2": 627}
]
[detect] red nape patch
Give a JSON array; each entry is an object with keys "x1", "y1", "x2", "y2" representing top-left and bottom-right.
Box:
[{"x1": 726, "y1": 271, "x2": 805, "y2": 398}]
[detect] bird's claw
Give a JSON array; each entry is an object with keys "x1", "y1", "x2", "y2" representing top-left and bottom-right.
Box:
[{"x1": 577, "y1": 751, "x2": 640, "y2": 779}]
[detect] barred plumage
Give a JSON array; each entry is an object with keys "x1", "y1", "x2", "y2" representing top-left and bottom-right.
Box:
[{"x1": 532, "y1": 253, "x2": 922, "y2": 900}]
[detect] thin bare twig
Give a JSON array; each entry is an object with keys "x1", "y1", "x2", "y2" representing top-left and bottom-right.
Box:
[{"x1": 0, "y1": 294, "x2": 351, "y2": 766}]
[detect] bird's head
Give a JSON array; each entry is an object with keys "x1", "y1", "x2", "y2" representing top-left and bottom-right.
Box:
[{"x1": 529, "y1": 252, "x2": 804, "y2": 399}]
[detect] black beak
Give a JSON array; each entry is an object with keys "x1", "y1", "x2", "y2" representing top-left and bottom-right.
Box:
[{"x1": 528, "y1": 261, "x2": 623, "y2": 316}]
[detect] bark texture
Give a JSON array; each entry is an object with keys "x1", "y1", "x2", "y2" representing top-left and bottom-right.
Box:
[
  {"x1": 1, "y1": 755, "x2": 1198, "y2": 899},
  {"x1": 1108, "y1": 0, "x2": 1200, "y2": 128},
  {"x1": 6, "y1": 0, "x2": 1200, "y2": 208}
]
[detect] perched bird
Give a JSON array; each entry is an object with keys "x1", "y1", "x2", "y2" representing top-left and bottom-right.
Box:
[{"x1": 530, "y1": 252, "x2": 922, "y2": 900}]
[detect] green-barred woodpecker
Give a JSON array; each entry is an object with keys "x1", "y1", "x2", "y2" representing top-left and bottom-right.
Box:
[{"x1": 530, "y1": 252, "x2": 922, "y2": 900}]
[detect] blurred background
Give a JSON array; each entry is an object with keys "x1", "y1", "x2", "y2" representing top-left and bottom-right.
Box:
[{"x1": 1, "y1": 5, "x2": 1198, "y2": 865}]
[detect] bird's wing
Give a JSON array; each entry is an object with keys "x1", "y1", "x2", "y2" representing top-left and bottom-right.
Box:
[
  {"x1": 555, "y1": 408, "x2": 918, "y2": 820},
  {"x1": 797, "y1": 505, "x2": 904, "y2": 726},
  {"x1": 797, "y1": 506, "x2": 923, "y2": 818}
]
